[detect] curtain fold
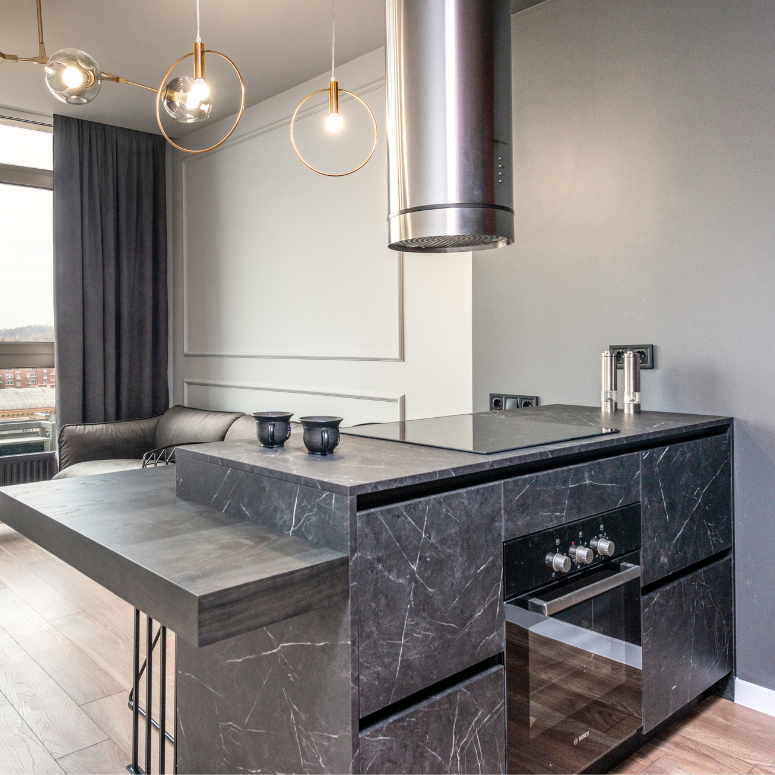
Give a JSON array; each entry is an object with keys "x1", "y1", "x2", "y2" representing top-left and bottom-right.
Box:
[{"x1": 53, "y1": 115, "x2": 168, "y2": 427}]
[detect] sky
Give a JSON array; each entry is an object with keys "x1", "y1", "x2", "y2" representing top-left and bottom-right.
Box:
[{"x1": 0, "y1": 124, "x2": 54, "y2": 331}]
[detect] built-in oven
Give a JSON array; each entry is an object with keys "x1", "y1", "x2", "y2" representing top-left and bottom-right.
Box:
[{"x1": 505, "y1": 504, "x2": 642, "y2": 774}]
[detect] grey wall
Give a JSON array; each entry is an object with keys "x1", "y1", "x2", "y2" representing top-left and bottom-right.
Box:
[{"x1": 473, "y1": 0, "x2": 775, "y2": 691}]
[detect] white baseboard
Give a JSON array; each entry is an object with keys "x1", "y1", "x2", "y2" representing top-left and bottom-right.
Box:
[{"x1": 735, "y1": 678, "x2": 775, "y2": 717}]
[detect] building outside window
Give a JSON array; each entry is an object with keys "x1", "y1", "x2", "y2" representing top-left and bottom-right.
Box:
[{"x1": 0, "y1": 120, "x2": 55, "y2": 456}]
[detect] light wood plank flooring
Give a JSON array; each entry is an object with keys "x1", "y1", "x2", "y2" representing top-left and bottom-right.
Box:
[
  {"x1": 0, "y1": 524, "x2": 173, "y2": 774},
  {"x1": 613, "y1": 695, "x2": 775, "y2": 774},
  {"x1": 1, "y1": 523, "x2": 775, "y2": 774}
]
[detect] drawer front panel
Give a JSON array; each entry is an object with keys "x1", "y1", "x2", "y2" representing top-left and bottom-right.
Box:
[
  {"x1": 358, "y1": 484, "x2": 503, "y2": 717},
  {"x1": 642, "y1": 556, "x2": 733, "y2": 732},
  {"x1": 641, "y1": 434, "x2": 732, "y2": 586},
  {"x1": 360, "y1": 665, "x2": 506, "y2": 774},
  {"x1": 503, "y1": 453, "x2": 641, "y2": 540}
]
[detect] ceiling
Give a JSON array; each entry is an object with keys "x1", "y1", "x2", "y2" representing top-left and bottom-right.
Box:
[
  {"x1": 0, "y1": 0, "x2": 386, "y2": 135},
  {"x1": 0, "y1": 0, "x2": 544, "y2": 137}
]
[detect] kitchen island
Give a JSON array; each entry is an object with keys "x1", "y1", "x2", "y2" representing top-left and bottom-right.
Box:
[{"x1": 0, "y1": 405, "x2": 734, "y2": 774}]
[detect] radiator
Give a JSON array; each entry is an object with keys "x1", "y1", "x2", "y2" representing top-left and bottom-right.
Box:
[{"x1": 0, "y1": 452, "x2": 57, "y2": 486}]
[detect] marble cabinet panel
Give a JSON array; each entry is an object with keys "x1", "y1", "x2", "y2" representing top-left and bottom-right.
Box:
[
  {"x1": 176, "y1": 601, "x2": 353, "y2": 774},
  {"x1": 641, "y1": 434, "x2": 732, "y2": 586},
  {"x1": 360, "y1": 666, "x2": 506, "y2": 775},
  {"x1": 358, "y1": 483, "x2": 504, "y2": 717},
  {"x1": 177, "y1": 453, "x2": 351, "y2": 553},
  {"x1": 503, "y1": 454, "x2": 641, "y2": 540},
  {"x1": 641, "y1": 556, "x2": 733, "y2": 732}
]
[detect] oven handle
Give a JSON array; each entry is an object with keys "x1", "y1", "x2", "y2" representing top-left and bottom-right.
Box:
[{"x1": 527, "y1": 563, "x2": 641, "y2": 616}]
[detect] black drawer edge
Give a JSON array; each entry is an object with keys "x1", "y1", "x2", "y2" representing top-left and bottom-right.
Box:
[
  {"x1": 357, "y1": 424, "x2": 731, "y2": 512},
  {"x1": 641, "y1": 548, "x2": 732, "y2": 596},
  {"x1": 358, "y1": 653, "x2": 504, "y2": 732}
]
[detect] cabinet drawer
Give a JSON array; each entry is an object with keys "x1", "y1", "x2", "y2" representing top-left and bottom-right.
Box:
[
  {"x1": 360, "y1": 665, "x2": 505, "y2": 774},
  {"x1": 641, "y1": 434, "x2": 732, "y2": 586},
  {"x1": 503, "y1": 453, "x2": 641, "y2": 540},
  {"x1": 358, "y1": 484, "x2": 503, "y2": 717},
  {"x1": 642, "y1": 556, "x2": 733, "y2": 732}
]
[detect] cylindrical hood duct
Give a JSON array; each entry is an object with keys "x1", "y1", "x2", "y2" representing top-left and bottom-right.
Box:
[{"x1": 386, "y1": 0, "x2": 513, "y2": 253}]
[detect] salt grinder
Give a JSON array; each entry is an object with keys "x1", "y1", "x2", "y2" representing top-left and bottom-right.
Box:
[
  {"x1": 601, "y1": 351, "x2": 617, "y2": 413},
  {"x1": 623, "y1": 350, "x2": 641, "y2": 414}
]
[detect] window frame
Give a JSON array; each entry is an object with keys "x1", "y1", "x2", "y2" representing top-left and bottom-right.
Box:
[{"x1": 0, "y1": 116, "x2": 57, "y2": 465}]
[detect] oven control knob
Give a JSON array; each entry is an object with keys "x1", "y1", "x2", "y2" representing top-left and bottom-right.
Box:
[
  {"x1": 545, "y1": 552, "x2": 572, "y2": 573},
  {"x1": 569, "y1": 545, "x2": 594, "y2": 565},
  {"x1": 591, "y1": 537, "x2": 615, "y2": 557}
]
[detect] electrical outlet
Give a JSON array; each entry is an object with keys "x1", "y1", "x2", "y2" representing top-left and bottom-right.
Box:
[
  {"x1": 490, "y1": 394, "x2": 540, "y2": 410},
  {"x1": 609, "y1": 345, "x2": 655, "y2": 370}
]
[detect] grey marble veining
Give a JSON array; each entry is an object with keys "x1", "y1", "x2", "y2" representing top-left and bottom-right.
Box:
[
  {"x1": 176, "y1": 601, "x2": 353, "y2": 774},
  {"x1": 360, "y1": 666, "x2": 506, "y2": 775},
  {"x1": 641, "y1": 435, "x2": 732, "y2": 586},
  {"x1": 175, "y1": 405, "x2": 731, "y2": 498},
  {"x1": 357, "y1": 483, "x2": 504, "y2": 717},
  {"x1": 177, "y1": 453, "x2": 350, "y2": 554},
  {"x1": 641, "y1": 556, "x2": 733, "y2": 732},
  {"x1": 503, "y1": 453, "x2": 641, "y2": 540}
]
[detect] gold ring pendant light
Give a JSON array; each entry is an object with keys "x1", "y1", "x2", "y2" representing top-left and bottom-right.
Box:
[
  {"x1": 157, "y1": 0, "x2": 245, "y2": 154},
  {"x1": 156, "y1": 48, "x2": 245, "y2": 154},
  {"x1": 290, "y1": 0, "x2": 378, "y2": 177}
]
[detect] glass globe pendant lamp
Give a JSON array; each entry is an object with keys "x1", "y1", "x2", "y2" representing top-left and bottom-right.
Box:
[
  {"x1": 45, "y1": 48, "x2": 102, "y2": 104},
  {"x1": 156, "y1": 0, "x2": 245, "y2": 153}
]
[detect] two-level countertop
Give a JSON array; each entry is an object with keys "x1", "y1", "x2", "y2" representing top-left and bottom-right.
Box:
[
  {"x1": 0, "y1": 466, "x2": 348, "y2": 646},
  {"x1": 175, "y1": 405, "x2": 732, "y2": 503}
]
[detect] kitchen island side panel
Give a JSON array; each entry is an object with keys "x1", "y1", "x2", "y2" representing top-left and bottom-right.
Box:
[
  {"x1": 176, "y1": 453, "x2": 352, "y2": 554},
  {"x1": 357, "y1": 483, "x2": 504, "y2": 718},
  {"x1": 176, "y1": 601, "x2": 353, "y2": 774}
]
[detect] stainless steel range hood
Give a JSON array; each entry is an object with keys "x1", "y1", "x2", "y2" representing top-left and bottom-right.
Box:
[{"x1": 386, "y1": 0, "x2": 514, "y2": 253}]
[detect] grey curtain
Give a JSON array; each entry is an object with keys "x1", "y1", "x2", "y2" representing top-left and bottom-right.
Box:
[{"x1": 53, "y1": 115, "x2": 168, "y2": 427}]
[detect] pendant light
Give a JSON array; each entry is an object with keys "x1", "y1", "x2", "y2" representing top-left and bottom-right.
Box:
[
  {"x1": 3, "y1": 0, "x2": 244, "y2": 154},
  {"x1": 290, "y1": 0, "x2": 378, "y2": 177},
  {"x1": 156, "y1": 0, "x2": 245, "y2": 153}
]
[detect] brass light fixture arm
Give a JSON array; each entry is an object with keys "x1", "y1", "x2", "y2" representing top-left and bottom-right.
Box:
[
  {"x1": 0, "y1": 0, "x2": 45, "y2": 64},
  {"x1": 4, "y1": 0, "x2": 156, "y2": 93},
  {"x1": 101, "y1": 72, "x2": 157, "y2": 92},
  {"x1": 32, "y1": 0, "x2": 48, "y2": 63},
  {"x1": 155, "y1": 50, "x2": 245, "y2": 154}
]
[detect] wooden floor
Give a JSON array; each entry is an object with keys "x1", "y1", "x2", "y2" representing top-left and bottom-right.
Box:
[
  {"x1": 0, "y1": 524, "x2": 775, "y2": 774},
  {"x1": 0, "y1": 523, "x2": 174, "y2": 774},
  {"x1": 614, "y1": 695, "x2": 775, "y2": 774}
]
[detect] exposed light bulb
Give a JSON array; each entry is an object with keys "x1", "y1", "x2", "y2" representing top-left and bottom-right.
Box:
[
  {"x1": 62, "y1": 66, "x2": 85, "y2": 88},
  {"x1": 192, "y1": 78, "x2": 210, "y2": 100},
  {"x1": 185, "y1": 90, "x2": 201, "y2": 110},
  {"x1": 326, "y1": 111, "x2": 343, "y2": 132}
]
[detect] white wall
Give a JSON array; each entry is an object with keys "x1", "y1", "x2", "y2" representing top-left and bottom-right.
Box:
[{"x1": 169, "y1": 49, "x2": 472, "y2": 425}]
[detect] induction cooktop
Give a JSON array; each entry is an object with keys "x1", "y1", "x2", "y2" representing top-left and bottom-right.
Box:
[{"x1": 340, "y1": 409, "x2": 620, "y2": 455}]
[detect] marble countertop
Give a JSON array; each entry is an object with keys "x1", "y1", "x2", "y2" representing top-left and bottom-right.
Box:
[{"x1": 175, "y1": 404, "x2": 732, "y2": 497}]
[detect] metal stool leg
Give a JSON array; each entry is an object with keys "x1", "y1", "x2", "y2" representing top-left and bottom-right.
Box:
[
  {"x1": 127, "y1": 608, "x2": 141, "y2": 774},
  {"x1": 159, "y1": 626, "x2": 166, "y2": 774},
  {"x1": 145, "y1": 615, "x2": 153, "y2": 775}
]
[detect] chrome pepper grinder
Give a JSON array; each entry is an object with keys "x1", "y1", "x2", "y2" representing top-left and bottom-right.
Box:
[
  {"x1": 623, "y1": 350, "x2": 642, "y2": 414},
  {"x1": 601, "y1": 351, "x2": 617, "y2": 412}
]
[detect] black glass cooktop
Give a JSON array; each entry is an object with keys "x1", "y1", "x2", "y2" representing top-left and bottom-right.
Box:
[{"x1": 341, "y1": 409, "x2": 620, "y2": 455}]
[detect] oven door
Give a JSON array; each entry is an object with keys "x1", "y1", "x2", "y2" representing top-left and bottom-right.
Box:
[{"x1": 506, "y1": 556, "x2": 643, "y2": 774}]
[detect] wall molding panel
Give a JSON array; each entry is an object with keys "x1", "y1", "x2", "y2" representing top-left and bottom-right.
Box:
[
  {"x1": 184, "y1": 378, "x2": 405, "y2": 425},
  {"x1": 181, "y1": 77, "x2": 403, "y2": 362},
  {"x1": 172, "y1": 48, "x2": 472, "y2": 429}
]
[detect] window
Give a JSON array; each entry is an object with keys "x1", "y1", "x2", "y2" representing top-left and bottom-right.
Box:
[{"x1": 0, "y1": 120, "x2": 56, "y2": 457}]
